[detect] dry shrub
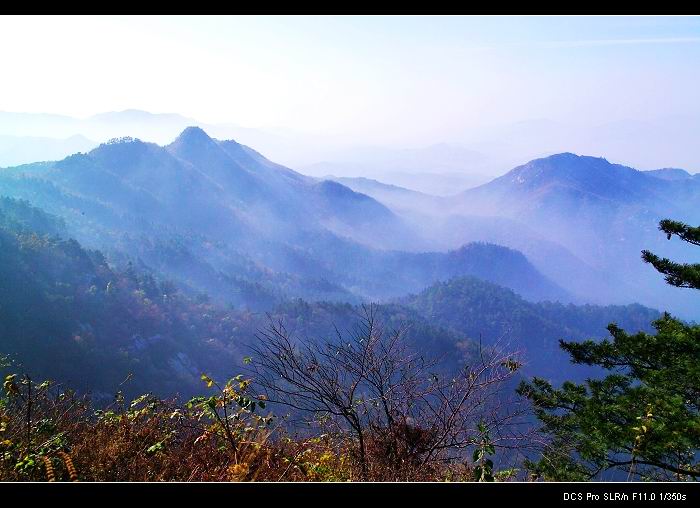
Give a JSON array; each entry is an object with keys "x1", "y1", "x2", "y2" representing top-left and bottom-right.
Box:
[
  {"x1": 1, "y1": 310, "x2": 525, "y2": 483},
  {"x1": 0, "y1": 372, "x2": 357, "y2": 481}
]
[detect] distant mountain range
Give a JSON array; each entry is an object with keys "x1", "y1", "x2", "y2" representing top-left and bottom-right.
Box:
[
  {"x1": 0, "y1": 109, "x2": 496, "y2": 194},
  {"x1": 2, "y1": 125, "x2": 691, "y2": 397},
  {"x1": 3, "y1": 126, "x2": 696, "y2": 317},
  {"x1": 334, "y1": 153, "x2": 700, "y2": 319},
  {"x1": 303, "y1": 143, "x2": 494, "y2": 195},
  {"x1": 4, "y1": 109, "x2": 699, "y2": 192},
  {"x1": 452, "y1": 154, "x2": 700, "y2": 287},
  {"x1": 0, "y1": 127, "x2": 567, "y2": 308},
  {"x1": 0, "y1": 110, "x2": 307, "y2": 169},
  {"x1": 0, "y1": 196, "x2": 658, "y2": 395},
  {"x1": 459, "y1": 117, "x2": 700, "y2": 175}
]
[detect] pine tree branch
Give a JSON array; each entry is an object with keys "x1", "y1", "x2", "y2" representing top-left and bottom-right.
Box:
[
  {"x1": 641, "y1": 250, "x2": 700, "y2": 290},
  {"x1": 658, "y1": 219, "x2": 700, "y2": 247}
]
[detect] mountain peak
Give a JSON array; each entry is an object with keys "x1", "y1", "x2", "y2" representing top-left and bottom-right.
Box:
[
  {"x1": 504, "y1": 152, "x2": 621, "y2": 185},
  {"x1": 88, "y1": 136, "x2": 148, "y2": 158},
  {"x1": 84, "y1": 136, "x2": 164, "y2": 171},
  {"x1": 459, "y1": 151, "x2": 674, "y2": 218},
  {"x1": 174, "y1": 126, "x2": 215, "y2": 145},
  {"x1": 539, "y1": 152, "x2": 609, "y2": 165},
  {"x1": 547, "y1": 151, "x2": 579, "y2": 159},
  {"x1": 103, "y1": 136, "x2": 143, "y2": 146}
]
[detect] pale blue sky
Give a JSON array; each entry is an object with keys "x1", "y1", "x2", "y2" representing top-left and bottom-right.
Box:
[{"x1": 1, "y1": 15, "x2": 699, "y2": 145}]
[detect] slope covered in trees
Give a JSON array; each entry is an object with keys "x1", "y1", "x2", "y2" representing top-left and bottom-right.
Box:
[
  {"x1": 0, "y1": 197, "x2": 484, "y2": 397},
  {"x1": 402, "y1": 277, "x2": 660, "y2": 382},
  {"x1": 0, "y1": 129, "x2": 569, "y2": 306},
  {"x1": 345, "y1": 153, "x2": 700, "y2": 318},
  {"x1": 450, "y1": 153, "x2": 700, "y2": 318},
  {"x1": 0, "y1": 197, "x2": 659, "y2": 398}
]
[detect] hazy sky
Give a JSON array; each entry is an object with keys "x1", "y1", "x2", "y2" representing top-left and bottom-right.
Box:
[{"x1": 1, "y1": 15, "x2": 699, "y2": 146}]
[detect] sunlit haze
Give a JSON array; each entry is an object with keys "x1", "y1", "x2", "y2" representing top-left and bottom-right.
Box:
[
  {"x1": 2, "y1": 16, "x2": 700, "y2": 484},
  {"x1": 1, "y1": 15, "x2": 699, "y2": 169}
]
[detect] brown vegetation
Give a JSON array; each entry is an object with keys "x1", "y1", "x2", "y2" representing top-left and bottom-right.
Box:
[{"x1": 0, "y1": 310, "x2": 526, "y2": 482}]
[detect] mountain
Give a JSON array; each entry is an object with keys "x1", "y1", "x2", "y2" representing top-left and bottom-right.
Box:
[
  {"x1": 0, "y1": 128, "x2": 566, "y2": 308},
  {"x1": 0, "y1": 109, "x2": 332, "y2": 169},
  {"x1": 456, "y1": 117, "x2": 700, "y2": 176},
  {"x1": 302, "y1": 143, "x2": 493, "y2": 195},
  {"x1": 0, "y1": 197, "x2": 209, "y2": 395},
  {"x1": 333, "y1": 153, "x2": 700, "y2": 317},
  {"x1": 403, "y1": 276, "x2": 661, "y2": 383},
  {"x1": 452, "y1": 153, "x2": 700, "y2": 256},
  {"x1": 0, "y1": 109, "x2": 206, "y2": 143},
  {"x1": 0, "y1": 197, "x2": 655, "y2": 397},
  {"x1": 448, "y1": 153, "x2": 700, "y2": 318},
  {"x1": 329, "y1": 174, "x2": 620, "y2": 305},
  {"x1": 89, "y1": 109, "x2": 197, "y2": 126},
  {"x1": 0, "y1": 197, "x2": 484, "y2": 397},
  {"x1": 325, "y1": 176, "x2": 444, "y2": 217},
  {"x1": 454, "y1": 153, "x2": 684, "y2": 213}
]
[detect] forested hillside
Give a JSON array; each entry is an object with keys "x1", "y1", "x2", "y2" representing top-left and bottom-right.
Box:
[
  {"x1": 0, "y1": 197, "x2": 483, "y2": 397},
  {"x1": 402, "y1": 277, "x2": 660, "y2": 382},
  {"x1": 0, "y1": 130, "x2": 569, "y2": 306}
]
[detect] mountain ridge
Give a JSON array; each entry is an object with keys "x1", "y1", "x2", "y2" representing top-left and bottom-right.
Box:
[{"x1": 0, "y1": 128, "x2": 567, "y2": 308}]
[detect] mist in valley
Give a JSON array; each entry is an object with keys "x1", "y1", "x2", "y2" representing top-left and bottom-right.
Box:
[{"x1": 1, "y1": 15, "x2": 699, "y2": 482}]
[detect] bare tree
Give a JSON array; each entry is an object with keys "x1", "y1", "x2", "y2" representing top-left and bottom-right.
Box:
[{"x1": 248, "y1": 304, "x2": 528, "y2": 480}]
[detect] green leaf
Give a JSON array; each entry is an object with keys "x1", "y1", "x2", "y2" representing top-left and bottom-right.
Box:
[
  {"x1": 201, "y1": 374, "x2": 214, "y2": 388},
  {"x1": 146, "y1": 442, "x2": 164, "y2": 454}
]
